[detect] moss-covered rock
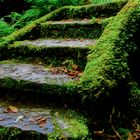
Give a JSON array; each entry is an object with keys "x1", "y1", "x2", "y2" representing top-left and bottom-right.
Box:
[{"x1": 79, "y1": 0, "x2": 140, "y2": 107}]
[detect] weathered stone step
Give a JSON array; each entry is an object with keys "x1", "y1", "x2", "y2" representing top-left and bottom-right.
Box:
[
  {"x1": 0, "y1": 62, "x2": 81, "y2": 101},
  {"x1": 0, "y1": 103, "x2": 88, "y2": 139},
  {"x1": 22, "y1": 38, "x2": 96, "y2": 47},
  {"x1": 0, "y1": 39, "x2": 97, "y2": 68},
  {"x1": 36, "y1": 20, "x2": 103, "y2": 39},
  {"x1": 0, "y1": 63, "x2": 78, "y2": 85}
]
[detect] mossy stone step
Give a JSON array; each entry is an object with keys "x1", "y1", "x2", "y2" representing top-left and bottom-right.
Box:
[
  {"x1": 0, "y1": 103, "x2": 88, "y2": 140},
  {"x1": 0, "y1": 39, "x2": 97, "y2": 67},
  {"x1": 0, "y1": 62, "x2": 80, "y2": 101},
  {"x1": 38, "y1": 20, "x2": 103, "y2": 39},
  {"x1": 0, "y1": 63, "x2": 78, "y2": 85}
]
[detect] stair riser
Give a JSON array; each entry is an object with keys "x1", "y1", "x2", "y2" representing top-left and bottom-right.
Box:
[
  {"x1": 37, "y1": 23, "x2": 102, "y2": 39},
  {"x1": 0, "y1": 45, "x2": 89, "y2": 67}
]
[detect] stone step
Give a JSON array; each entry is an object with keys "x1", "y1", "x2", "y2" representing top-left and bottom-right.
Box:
[
  {"x1": 0, "y1": 63, "x2": 78, "y2": 84},
  {"x1": 35, "y1": 19, "x2": 103, "y2": 39},
  {"x1": 0, "y1": 62, "x2": 81, "y2": 102},
  {"x1": 0, "y1": 102, "x2": 88, "y2": 140},
  {"x1": 0, "y1": 39, "x2": 97, "y2": 68}
]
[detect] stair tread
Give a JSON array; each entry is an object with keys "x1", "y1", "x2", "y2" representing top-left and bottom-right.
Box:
[
  {"x1": 45, "y1": 19, "x2": 92, "y2": 25},
  {"x1": 22, "y1": 38, "x2": 97, "y2": 48},
  {"x1": 0, "y1": 63, "x2": 80, "y2": 85},
  {"x1": 0, "y1": 103, "x2": 88, "y2": 139}
]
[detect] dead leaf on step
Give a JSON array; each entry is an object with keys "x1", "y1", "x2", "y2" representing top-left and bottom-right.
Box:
[
  {"x1": 67, "y1": 70, "x2": 83, "y2": 78},
  {"x1": 29, "y1": 116, "x2": 41, "y2": 123},
  {"x1": 29, "y1": 116, "x2": 47, "y2": 127},
  {"x1": 5, "y1": 105, "x2": 18, "y2": 113},
  {"x1": 49, "y1": 66, "x2": 68, "y2": 74},
  {"x1": 38, "y1": 117, "x2": 47, "y2": 128}
]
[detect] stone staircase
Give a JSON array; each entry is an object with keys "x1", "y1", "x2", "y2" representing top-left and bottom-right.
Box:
[{"x1": 0, "y1": 2, "x2": 127, "y2": 139}]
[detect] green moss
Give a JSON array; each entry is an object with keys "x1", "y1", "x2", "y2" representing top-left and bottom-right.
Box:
[
  {"x1": 0, "y1": 127, "x2": 47, "y2": 140},
  {"x1": 79, "y1": 0, "x2": 140, "y2": 102},
  {"x1": 48, "y1": 110, "x2": 88, "y2": 140}
]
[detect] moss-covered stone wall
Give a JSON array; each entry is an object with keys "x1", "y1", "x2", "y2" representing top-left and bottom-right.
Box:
[{"x1": 79, "y1": 0, "x2": 140, "y2": 105}]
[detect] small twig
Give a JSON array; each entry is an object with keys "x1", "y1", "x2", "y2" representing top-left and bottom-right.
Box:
[
  {"x1": 111, "y1": 125, "x2": 121, "y2": 140},
  {"x1": 110, "y1": 106, "x2": 121, "y2": 140}
]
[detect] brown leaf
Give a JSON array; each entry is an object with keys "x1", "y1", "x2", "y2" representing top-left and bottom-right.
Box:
[
  {"x1": 50, "y1": 66, "x2": 68, "y2": 74},
  {"x1": 5, "y1": 105, "x2": 18, "y2": 113},
  {"x1": 67, "y1": 70, "x2": 83, "y2": 78},
  {"x1": 128, "y1": 132, "x2": 134, "y2": 140},
  {"x1": 38, "y1": 117, "x2": 47, "y2": 128},
  {"x1": 128, "y1": 129, "x2": 140, "y2": 140},
  {"x1": 93, "y1": 130, "x2": 104, "y2": 135},
  {"x1": 29, "y1": 116, "x2": 41, "y2": 123}
]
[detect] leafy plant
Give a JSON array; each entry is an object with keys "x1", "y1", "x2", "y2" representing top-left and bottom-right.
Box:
[{"x1": 0, "y1": 20, "x2": 16, "y2": 37}]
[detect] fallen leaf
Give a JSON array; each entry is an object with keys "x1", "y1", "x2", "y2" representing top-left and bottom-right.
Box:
[
  {"x1": 5, "y1": 105, "x2": 18, "y2": 113},
  {"x1": 49, "y1": 66, "x2": 68, "y2": 74},
  {"x1": 67, "y1": 70, "x2": 83, "y2": 78},
  {"x1": 128, "y1": 132, "x2": 133, "y2": 140},
  {"x1": 93, "y1": 130, "x2": 104, "y2": 135},
  {"x1": 29, "y1": 116, "x2": 47, "y2": 127},
  {"x1": 38, "y1": 117, "x2": 47, "y2": 128},
  {"x1": 128, "y1": 129, "x2": 140, "y2": 140},
  {"x1": 29, "y1": 116, "x2": 42, "y2": 123}
]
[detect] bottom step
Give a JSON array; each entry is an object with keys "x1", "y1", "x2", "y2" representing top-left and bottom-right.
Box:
[{"x1": 0, "y1": 103, "x2": 88, "y2": 140}]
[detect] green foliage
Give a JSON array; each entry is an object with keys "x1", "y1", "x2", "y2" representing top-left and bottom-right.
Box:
[
  {"x1": 11, "y1": 0, "x2": 85, "y2": 29},
  {"x1": 0, "y1": 20, "x2": 16, "y2": 37},
  {"x1": 118, "y1": 128, "x2": 131, "y2": 140}
]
